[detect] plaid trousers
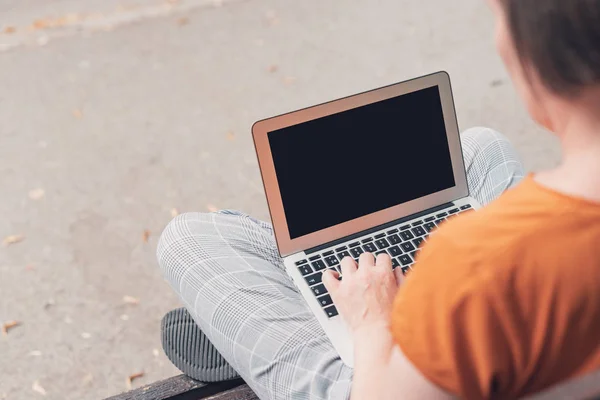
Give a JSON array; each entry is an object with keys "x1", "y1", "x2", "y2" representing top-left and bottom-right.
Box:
[{"x1": 157, "y1": 127, "x2": 525, "y2": 400}]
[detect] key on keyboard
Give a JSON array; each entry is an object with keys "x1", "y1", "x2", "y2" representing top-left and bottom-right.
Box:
[
  {"x1": 389, "y1": 245, "x2": 403, "y2": 257},
  {"x1": 311, "y1": 284, "x2": 327, "y2": 297},
  {"x1": 411, "y1": 226, "x2": 427, "y2": 237},
  {"x1": 401, "y1": 242, "x2": 416, "y2": 252},
  {"x1": 350, "y1": 247, "x2": 364, "y2": 258},
  {"x1": 317, "y1": 294, "x2": 333, "y2": 307},
  {"x1": 424, "y1": 222, "x2": 436, "y2": 232},
  {"x1": 400, "y1": 231, "x2": 414, "y2": 241},
  {"x1": 298, "y1": 264, "x2": 312, "y2": 275},
  {"x1": 388, "y1": 234, "x2": 401, "y2": 244},
  {"x1": 324, "y1": 305, "x2": 338, "y2": 318},
  {"x1": 375, "y1": 238, "x2": 390, "y2": 249},
  {"x1": 311, "y1": 260, "x2": 326, "y2": 271},
  {"x1": 363, "y1": 243, "x2": 378, "y2": 253},
  {"x1": 305, "y1": 273, "x2": 322, "y2": 286},
  {"x1": 399, "y1": 254, "x2": 412, "y2": 265},
  {"x1": 325, "y1": 255, "x2": 338, "y2": 266}
]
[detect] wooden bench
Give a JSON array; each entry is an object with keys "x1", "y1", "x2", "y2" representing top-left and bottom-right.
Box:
[
  {"x1": 107, "y1": 369, "x2": 600, "y2": 400},
  {"x1": 105, "y1": 375, "x2": 258, "y2": 400}
]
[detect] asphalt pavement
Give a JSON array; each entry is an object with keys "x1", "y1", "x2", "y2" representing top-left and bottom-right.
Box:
[{"x1": 0, "y1": 0, "x2": 560, "y2": 398}]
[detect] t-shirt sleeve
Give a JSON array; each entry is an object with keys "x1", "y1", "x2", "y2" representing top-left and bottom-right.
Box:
[{"x1": 390, "y1": 237, "x2": 518, "y2": 399}]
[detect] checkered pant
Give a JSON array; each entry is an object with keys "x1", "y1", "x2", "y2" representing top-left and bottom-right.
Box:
[{"x1": 157, "y1": 127, "x2": 525, "y2": 400}]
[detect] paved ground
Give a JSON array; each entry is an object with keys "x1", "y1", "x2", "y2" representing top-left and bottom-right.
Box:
[{"x1": 0, "y1": 0, "x2": 560, "y2": 399}]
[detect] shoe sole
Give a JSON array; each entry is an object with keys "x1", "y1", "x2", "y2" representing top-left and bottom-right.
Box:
[{"x1": 161, "y1": 308, "x2": 239, "y2": 382}]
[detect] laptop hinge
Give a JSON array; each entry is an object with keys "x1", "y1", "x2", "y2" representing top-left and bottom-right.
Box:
[{"x1": 304, "y1": 202, "x2": 454, "y2": 255}]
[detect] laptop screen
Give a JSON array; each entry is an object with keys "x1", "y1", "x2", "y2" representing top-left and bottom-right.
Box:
[{"x1": 268, "y1": 85, "x2": 456, "y2": 240}]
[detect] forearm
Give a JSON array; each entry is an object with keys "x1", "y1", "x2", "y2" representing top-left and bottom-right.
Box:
[{"x1": 350, "y1": 323, "x2": 397, "y2": 400}]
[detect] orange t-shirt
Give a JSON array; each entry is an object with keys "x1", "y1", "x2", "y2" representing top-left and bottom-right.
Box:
[{"x1": 391, "y1": 175, "x2": 600, "y2": 399}]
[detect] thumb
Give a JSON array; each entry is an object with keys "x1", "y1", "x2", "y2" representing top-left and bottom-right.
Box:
[{"x1": 322, "y1": 269, "x2": 341, "y2": 293}]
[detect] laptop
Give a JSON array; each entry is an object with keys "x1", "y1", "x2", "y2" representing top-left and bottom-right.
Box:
[{"x1": 252, "y1": 71, "x2": 480, "y2": 366}]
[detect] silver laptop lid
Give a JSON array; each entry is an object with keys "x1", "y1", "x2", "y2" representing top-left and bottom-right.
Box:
[{"x1": 253, "y1": 71, "x2": 468, "y2": 257}]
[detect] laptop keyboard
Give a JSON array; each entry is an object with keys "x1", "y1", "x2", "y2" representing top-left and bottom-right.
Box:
[{"x1": 294, "y1": 203, "x2": 473, "y2": 318}]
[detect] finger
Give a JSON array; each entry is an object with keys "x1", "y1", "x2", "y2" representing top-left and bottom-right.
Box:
[
  {"x1": 393, "y1": 267, "x2": 406, "y2": 285},
  {"x1": 375, "y1": 252, "x2": 392, "y2": 269},
  {"x1": 322, "y1": 269, "x2": 341, "y2": 293},
  {"x1": 358, "y1": 252, "x2": 375, "y2": 268},
  {"x1": 340, "y1": 256, "x2": 357, "y2": 276}
]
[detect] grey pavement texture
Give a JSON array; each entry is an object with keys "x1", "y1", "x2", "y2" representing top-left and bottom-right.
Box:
[{"x1": 0, "y1": 0, "x2": 560, "y2": 399}]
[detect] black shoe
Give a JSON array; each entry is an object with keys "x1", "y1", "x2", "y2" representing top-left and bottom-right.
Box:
[{"x1": 161, "y1": 308, "x2": 239, "y2": 382}]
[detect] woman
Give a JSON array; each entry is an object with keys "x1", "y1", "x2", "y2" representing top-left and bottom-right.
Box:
[{"x1": 157, "y1": 0, "x2": 600, "y2": 398}]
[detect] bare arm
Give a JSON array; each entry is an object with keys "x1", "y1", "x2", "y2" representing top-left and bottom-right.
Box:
[
  {"x1": 352, "y1": 324, "x2": 453, "y2": 400},
  {"x1": 322, "y1": 254, "x2": 454, "y2": 400}
]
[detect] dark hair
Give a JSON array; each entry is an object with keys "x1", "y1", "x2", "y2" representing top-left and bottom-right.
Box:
[{"x1": 502, "y1": 0, "x2": 600, "y2": 96}]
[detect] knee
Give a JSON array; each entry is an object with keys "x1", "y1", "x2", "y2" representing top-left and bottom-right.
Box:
[
  {"x1": 156, "y1": 210, "x2": 253, "y2": 279},
  {"x1": 461, "y1": 126, "x2": 521, "y2": 166},
  {"x1": 462, "y1": 126, "x2": 512, "y2": 146},
  {"x1": 156, "y1": 212, "x2": 202, "y2": 282}
]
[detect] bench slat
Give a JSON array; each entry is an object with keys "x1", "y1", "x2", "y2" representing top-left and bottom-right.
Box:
[{"x1": 104, "y1": 375, "x2": 252, "y2": 400}]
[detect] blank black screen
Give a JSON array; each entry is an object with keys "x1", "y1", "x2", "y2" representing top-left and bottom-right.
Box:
[{"x1": 268, "y1": 85, "x2": 455, "y2": 239}]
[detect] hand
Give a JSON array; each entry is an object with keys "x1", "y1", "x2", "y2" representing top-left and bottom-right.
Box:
[{"x1": 322, "y1": 252, "x2": 404, "y2": 334}]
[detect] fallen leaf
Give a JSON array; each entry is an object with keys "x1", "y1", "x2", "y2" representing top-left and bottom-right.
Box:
[
  {"x1": 177, "y1": 17, "x2": 189, "y2": 26},
  {"x1": 3, "y1": 26, "x2": 16, "y2": 34},
  {"x1": 72, "y1": 109, "x2": 83, "y2": 119},
  {"x1": 81, "y1": 332, "x2": 91, "y2": 339},
  {"x1": 170, "y1": 208, "x2": 179, "y2": 218},
  {"x1": 152, "y1": 349, "x2": 160, "y2": 357},
  {"x1": 267, "y1": 64, "x2": 278, "y2": 73},
  {"x1": 43, "y1": 298, "x2": 55, "y2": 310},
  {"x1": 2, "y1": 320, "x2": 21, "y2": 336},
  {"x1": 226, "y1": 131, "x2": 235, "y2": 141},
  {"x1": 32, "y1": 19, "x2": 49, "y2": 30},
  {"x1": 29, "y1": 188, "x2": 45, "y2": 200},
  {"x1": 3, "y1": 234, "x2": 25, "y2": 247},
  {"x1": 32, "y1": 381, "x2": 46, "y2": 396},
  {"x1": 123, "y1": 295, "x2": 140, "y2": 305},
  {"x1": 282, "y1": 76, "x2": 297, "y2": 85},
  {"x1": 126, "y1": 372, "x2": 144, "y2": 390},
  {"x1": 142, "y1": 229, "x2": 151, "y2": 243},
  {"x1": 206, "y1": 204, "x2": 218, "y2": 213},
  {"x1": 29, "y1": 350, "x2": 43, "y2": 357}
]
